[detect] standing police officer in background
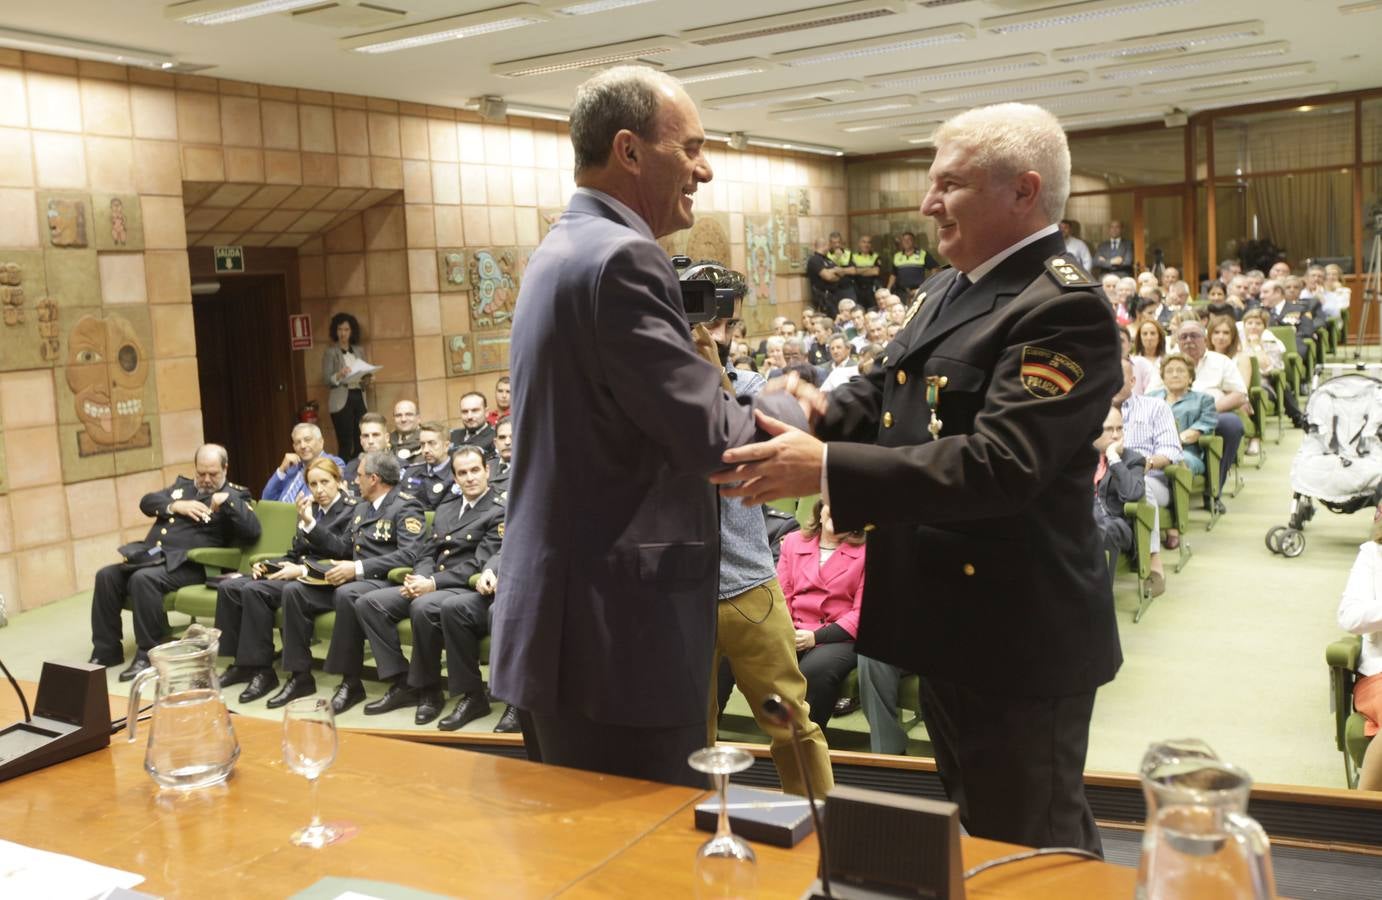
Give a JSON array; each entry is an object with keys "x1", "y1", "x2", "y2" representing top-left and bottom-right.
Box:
[
  {"x1": 715, "y1": 103, "x2": 1122, "y2": 855},
  {"x1": 849, "y1": 234, "x2": 882, "y2": 308},
  {"x1": 888, "y1": 231, "x2": 931, "y2": 301}
]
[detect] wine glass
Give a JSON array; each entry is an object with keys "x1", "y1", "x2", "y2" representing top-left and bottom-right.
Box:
[
  {"x1": 282, "y1": 697, "x2": 343, "y2": 848},
  {"x1": 688, "y1": 746, "x2": 757, "y2": 899}
]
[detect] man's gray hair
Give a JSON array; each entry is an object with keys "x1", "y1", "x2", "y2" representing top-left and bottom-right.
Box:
[
  {"x1": 569, "y1": 65, "x2": 680, "y2": 175},
  {"x1": 196, "y1": 443, "x2": 228, "y2": 468},
  {"x1": 932, "y1": 103, "x2": 1071, "y2": 224},
  {"x1": 291, "y1": 422, "x2": 322, "y2": 440},
  {"x1": 361, "y1": 450, "x2": 401, "y2": 485}
]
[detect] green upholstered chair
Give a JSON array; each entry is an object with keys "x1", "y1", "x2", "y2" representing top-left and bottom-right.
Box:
[
  {"x1": 1162, "y1": 464, "x2": 1194, "y2": 572},
  {"x1": 1164, "y1": 432, "x2": 1222, "y2": 533},
  {"x1": 171, "y1": 500, "x2": 300, "y2": 624},
  {"x1": 1123, "y1": 499, "x2": 1158, "y2": 622},
  {"x1": 1244, "y1": 358, "x2": 1268, "y2": 468},
  {"x1": 1270, "y1": 325, "x2": 1305, "y2": 399},
  {"x1": 1326, "y1": 634, "x2": 1372, "y2": 789},
  {"x1": 794, "y1": 494, "x2": 821, "y2": 527}
]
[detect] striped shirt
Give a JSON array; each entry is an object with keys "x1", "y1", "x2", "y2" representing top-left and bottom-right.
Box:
[{"x1": 1121, "y1": 394, "x2": 1183, "y2": 476}]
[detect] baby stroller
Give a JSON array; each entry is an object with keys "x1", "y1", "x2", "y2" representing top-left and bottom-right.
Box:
[{"x1": 1267, "y1": 371, "x2": 1382, "y2": 557}]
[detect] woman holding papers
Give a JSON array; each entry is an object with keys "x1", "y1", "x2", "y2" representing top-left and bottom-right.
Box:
[{"x1": 324, "y1": 312, "x2": 373, "y2": 460}]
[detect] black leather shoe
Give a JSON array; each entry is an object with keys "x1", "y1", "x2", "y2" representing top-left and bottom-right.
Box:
[
  {"x1": 363, "y1": 682, "x2": 419, "y2": 716},
  {"x1": 219, "y1": 664, "x2": 254, "y2": 687},
  {"x1": 238, "y1": 669, "x2": 280, "y2": 703},
  {"x1": 833, "y1": 696, "x2": 860, "y2": 717},
  {"x1": 414, "y1": 688, "x2": 445, "y2": 726},
  {"x1": 266, "y1": 672, "x2": 317, "y2": 709},
  {"x1": 438, "y1": 693, "x2": 490, "y2": 732},
  {"x1": 493, "y1": 704, "x2": 520, "y2": 733},
  {"x1": 330, "y1": 679, "x2": 367, "y2": 715},
  {"x1": 89, "y1": 653, "x2": 122, "y2": 668},
  {"x1": 117, "y1": 652, "x2": 152, "y2": 683}
]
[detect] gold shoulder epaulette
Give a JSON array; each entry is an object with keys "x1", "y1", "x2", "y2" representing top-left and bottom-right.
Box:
[{"x1": 1044, "y1": 255, "x2": 1097, "y2": 289}]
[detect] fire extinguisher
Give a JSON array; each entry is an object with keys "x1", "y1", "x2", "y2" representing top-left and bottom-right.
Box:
[{"x1": 300, "y1": 400, "x2": 319, "y2": 425}]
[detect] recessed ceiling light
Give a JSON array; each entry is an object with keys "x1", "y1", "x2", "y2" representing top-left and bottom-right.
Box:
[
  {"x1": 771, "y1": 23, "x2": 973, "y2": 67},
  {"x1": 668, "y1": 58, "x2": 779, "y2": 85},
  {"x1": 1339, "y1": 1, "x2": 1382, "y2": 12},
  {"x1": 769, "y1": 95, "x2": 918, "y2": 122},
  {"x1": 0, "y1": 26, "x2": 177, "y2": 68},
  {"x1": 1140, "y1": 62, "x2": 1317, "y2": 95},
  {"x1": 547, "y1": 0, "x2": 657, "y2": 14},
  {"x1": 342, "y1": 4, "x2": 551, "y2": 53},
  {"x1": 492, "y1": 36, "x2": 684, "y2": 77},
  {"x1": 837, "y1": 110, "x2": 957, "y2": 132},
  {"x1": 1095, "y1": 42, "x2": 1290, "y2": 81},
  {"x1": 868, "y1": 52, "x2": 1046, "y2": 89},
  {"x1": 899, "y1": 131, "x2": 934, "y2": 145},
  {"x1": 920, "y1": 71, "x2": 1089, "y2": 105},
  {"x1": 1053, "y1": 20, "x2": 1264, "y2": 63},
  {"x1": 682, "y1": 0, "x2": 906, "y2": 47},
  {"x1": 1058, "y1": 106, "x2": 1172, "y2": 129},
  {"x1": 983, "y1": 0, "x2": 1199, "y2": 35},
  {"x1": 705, "y1": 80, "x2": 866, "y2": 110},
  {"x1": 166, "y1": 0, "x2": 325, "y2": 25},
  {"x1": 1025, "y1": 87, "x2": 1133, "y2": 112},
  {"x1": 743, "y1": 136, "x2": 847, "y2": 156}
]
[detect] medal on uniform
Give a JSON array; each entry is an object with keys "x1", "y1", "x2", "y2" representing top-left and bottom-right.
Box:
[
  {"x1": 926, "y1": 375, "x2": 947, "y2": 438},
  {"x1": 373, "y1": 520, "x2": 392, "y2": 541},
  {"x1": 902, "y1": 292, "x2": 926, "y2": 327}
]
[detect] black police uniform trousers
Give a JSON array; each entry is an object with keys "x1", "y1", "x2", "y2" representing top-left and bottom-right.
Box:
[
  {"x1": 91, "y1": 561, "x2": 204, "y2": 660},
  {"x1": 918, "y1": 677, "x2": 1102, "y2": 855},
  {"x1": 331, "y1": 388, "x2": 367, "y2": 460},
  {"x1": 214, "y1": 577, "x2": 291, "y2": 667},
  {"x1": 278, "y1": 578, "x2": 387, "y2": 676},
  {"x1": 408, "y1": 589, "x2": 491, "y2": 695},
  {"x1": 353, "y1": 584, "x2": 414, "y2": 683}
]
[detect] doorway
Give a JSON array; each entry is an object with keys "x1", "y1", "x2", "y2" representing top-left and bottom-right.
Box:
[{"x1": 192, "y1": 274, "x2": 299, "y2": 493}]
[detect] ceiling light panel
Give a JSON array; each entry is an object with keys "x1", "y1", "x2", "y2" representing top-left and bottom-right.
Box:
[
  {"x1": 919, "y1": 70, "x2": 1089, "y2": 105},
  {"x1": 681, "y1": 1, "x2": 906, "y2": 47},
  {"x1": 706, "y1": 79, "x2": 866, "y2": 110},
  {"x1": 1025, "y1": 87, "x2": 1133, "y2": 111},
  {"x1": 492, "y1": 36, "x2": 684, "y2": 77},
  {"x1": 869, "y1": 52, "x2": 1046, "y2": 89},
  {"x1": 547, "y1": 0, "x2": 657, "y2": 14},
  {"x1": 1053, "y1": 20, "x2": 1264, "y2": 64},
  {"x1": 769, "y1": 95, "x2": 918, "y2": 122},
  {"x1": 1096, "y1": 42, "x2": 1290, "y2": 81},
  {"x1": 982, "y1": 0, "x2": 1199, "y2": 35},
  {"x1": 771, "y1": 23, "x2": 973, "y2": 67},
  {"x1": 0, "y1": 27, "x2": 177, "y2": 68},
  {"x1": 342, "y1": 4, "x2": 550, "y2": 53},
  {"x1": 837, "y1": 110, "x2": 956, "y2": 132},
  {"x1": 1176, "y1": 81, "x2": 1338, "y2": 111},
  {"x1": 1058, "y1": 107, "x2": 1171, "y2": 128},
  {"x1": 1339, "y1": 1, "x2": 1382, "y2": 12},
  {"x1": 167, "y1": 0, "x2": 324, "y2": 25},
  {"x1": 1140, "y1": 62, "x2": 1317, "y2": 95},
  {"x1": 668, "y1": 58, "x2": 779, "y2": 85}
]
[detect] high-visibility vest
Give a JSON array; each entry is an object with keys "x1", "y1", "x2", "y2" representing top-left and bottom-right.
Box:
[
  {"x1": 826, "y1": 248, "x2": 852, "y2": 266},
  {"x1": 851, "y1": 252, "x2": 879, "y2": 269},
  {"x1": 893, "y1": 250, "x2": 928, "y2": 287}
]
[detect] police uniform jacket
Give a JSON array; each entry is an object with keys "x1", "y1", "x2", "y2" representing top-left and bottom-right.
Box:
[
  {"x1": 412, "y1": 489, "x2": 504, "y2": 591},
  {"x1": 487, "y1": 458, "x2": 511, "y2": 498},
  {"x1": 817, "y1": 231, "x2": 1123, "y2": 698},
  {"x1": 390, "y1": 429, "x2": 422, "y2": 462},
  {"x1": 403, "y1": 458, "x2": 456, "y2": 510},
  {"x1": 449, "y1": 423, "x2": 496, "y2": 459},
  {"x1": 285, "y1": 494, "x2": 358, "y2": 563},
  {"x1": 134, "y1": 476, "x2": 260, "y2": 571},
  {"x1": 348, "y1": 486, "x2": 429, "y2": 579}
]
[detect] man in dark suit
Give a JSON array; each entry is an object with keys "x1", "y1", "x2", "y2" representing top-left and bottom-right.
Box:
[
  {"x1": 1092, "y1": 219, "x2": 1133, "y2": 277},
  {"x1": 402, "y1": 421, "x2": 455, "y2": 510},
  {"x1": 715, "y1": 103, "x2": 1122, "y2": 854},
  {"x1": 1092, "y1": 405, "x2": 1146, "y2": 589},
  {"x1": 90, "y1": 444, "x2": 260, "y2": 681},
  {"x1": 488, "y1": 416, "x2": 512, "y2": 498},
  {"x1": 448, "y1": 391, "x2": 495, "y2": 459},
  {"x1": 489, "y1": 65, "x2": 807, "y2": 789}
]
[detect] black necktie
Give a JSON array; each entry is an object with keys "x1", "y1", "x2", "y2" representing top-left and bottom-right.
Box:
[{"x1": 933, "y1": 273, "x2": 971, "y2": 320}]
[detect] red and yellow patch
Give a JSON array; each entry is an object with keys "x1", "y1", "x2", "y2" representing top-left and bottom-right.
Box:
[{"x1": 1020, "y1": 346, "x2": 1083, "y2": 399}]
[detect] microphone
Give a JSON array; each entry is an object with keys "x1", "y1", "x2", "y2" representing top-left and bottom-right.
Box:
[{"x1": 762, "y1": 693, "x2": 831, "y2": 899}]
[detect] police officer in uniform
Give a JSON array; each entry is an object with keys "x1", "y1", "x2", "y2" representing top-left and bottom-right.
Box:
[
  {"x1": 850, "y1": 235, "x2": 882, "y2": 308},
  {"x1": 825, "y1": 231, "x2": 857, "y2": 306},
  {"x1": 489, "y1": 416, "x2": 512, "y2": 500},
  {"x1": 715, "y1": 103, "x2": 1122, "y2": 856},
  {"x1": 90, "y1": 444, "x2": 260, "y2": 681},
  {"x1": 268, "y1": 451, "x2": 428, "y2": 713},
  {"x1": 402, "y1": 446, "x2": 506, "y2": 730},
  {"x1": 888, "y1": 231, "x2": 931, "y2": 301},
  {"x1": 403, "y1": 421, "x2": 456, "y2": 510}
]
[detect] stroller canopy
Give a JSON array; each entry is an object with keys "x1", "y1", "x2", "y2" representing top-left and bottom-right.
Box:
[{"x1": 1289, "y1": 373, "x2": 1382, "y2": 504}]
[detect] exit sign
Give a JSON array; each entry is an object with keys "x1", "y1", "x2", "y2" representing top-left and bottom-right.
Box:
[{"x1": 214, "y1": 245, "x2": 244, "y2": 273}]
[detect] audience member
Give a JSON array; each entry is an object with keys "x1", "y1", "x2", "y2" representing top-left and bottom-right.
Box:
[
  {"x1": 403, "y1": 422, "x2": 456, "y2": 510},
  {"x1": 390, "y1": 399, "x2": 422, "y2": 462},
  {"x1": 782, "y1": 337, "x2": 808, "y2": 371},
  {"x1": 888, "y1": 230, "x2": 931, "y2": 299},
  {"x1": 1100, "y1": 272, "x2": 1119, "y2": 303},
  {"x1": 449, "y1": 391, "x2": 496, "y2": 459},
  {"x1": 1136, "y1": 284, "x2": 1166, "y2": 324},
  {"x1": 343, "y1": 412, "x2": 390, "y2": 485},
  {"x1": 760, "y1": 335, "x2": 786, "y2": 377},
  {"x1": 807, "y1": 238, "x2": 852, "y2": 317},
  {"x1": 1204, "y1": 280, "x2": 1227, "y2": 305},
  {"x1": 806, "y1": 317, "x2": 833, "y2": 366},
  {"x1": 323, "y1": 312, "x2": 371, "y2": 460},
  {"x1": 1092, "y1": 406, "x2": 1148, "y2": 591},
  {"x1": 1134, "y1": 317, "x2": 1168, "y2": 394},
  {"x1": 1110, "y1": 277, "x2": 1136, "y2": 326},
  {"x1": 733, "y1": 355, "x2": 756, "y2": 373},
  {"x1": 1114, "y1": 357, "x2": 1180, "y2": 580},
  {"x1": 1337, "y1": 512, "x2": 1382, "y2": 792},
  {"x1": 1323, "y1": 264, "x2": 1351, "y2": 318},
  {"x1": 1162, "y1": 281, "x2": 1190, "y2": 327},
  {"x1": 1269, "y1": 260, "x2": 1292, "y2": 281},
  {"x1": 489, "y1": 416, "x2": 512, "y2": 498},
  {"x1": 1093, "y1": 220, "x2": 1133, "y2": 277},
  {"x1": 1148, "y1": 354, "x2": 1218, "y2": 480},
  {"x1": 1245, "y1": 269, "x2": 1264, "y2": 304},
  {"x1": 1239, "y1": 308, "x2": 1305, "y2": 430},
  {"x1": 1060, "y1": 219, "x2": 1092, "y2": 270},
  {"x1": 1172, "y1": 320, "x2": 1246, "y2": 498},
  {"x1": 1160, "y1": 266, "x2": 1180, "y2": 292},
  {"x1": 850, "y1": 234, "x2": 882, "y2": 305},
  {"x1": 487, "y1": 376, "x2": 511, "y2": 426},
  {"x1": 216, "y1": 457, "x2": 356, "y2": 702},
  {"x1": 777, "y1": 501, "x2": 865, "y2": 730},
  {"x1": 90, "y1": 445, "x2": 260, "y2": 680},
  {"x1": 262, "y1": 423, "x2": 343, "y2": 503}
]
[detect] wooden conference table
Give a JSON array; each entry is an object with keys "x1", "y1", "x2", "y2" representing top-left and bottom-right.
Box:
[{"x1": 0, "y1": 688, "x2": 1135, "y2": 898}]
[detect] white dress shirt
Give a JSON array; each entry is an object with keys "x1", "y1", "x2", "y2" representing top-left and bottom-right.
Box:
[{"x1": 1339, "y1": 541, "x2": 1382, "y2": 677}]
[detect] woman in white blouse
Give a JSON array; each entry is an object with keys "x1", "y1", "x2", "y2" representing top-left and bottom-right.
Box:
[{"x1": 1337, "y1": 515, "x2": 1382, "y2": 790}]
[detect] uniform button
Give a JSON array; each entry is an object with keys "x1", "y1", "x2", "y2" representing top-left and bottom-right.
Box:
[
  {"x1": 883, "y1": 412, "x2": 893, "y2": 428},
  {"x1": 156, "y1": 540, "x2": 163, "y2": 547},
  {"x1": 896, "y1": 371, "x2": 907, "y2": 385},
  {"x1": 962, "y1": 563, "x2": 975, "y2": 576},
  {"x1": 442, "y1": 549, "x2": 451, "y2": 556},
  {"x1": 445, "y1": 535, "x2": 451, "y2": 540},
  {"x1": 438, "y1": 565, "x2": 446, "y2": 571},
  {"x1": 465, "y1": 534, "x2": 472, "y2": 540},
  {"x1": 160, "y1": 528, "x2": 168, "y2": 535}
]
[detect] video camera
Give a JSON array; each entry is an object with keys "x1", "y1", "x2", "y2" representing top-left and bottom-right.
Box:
[{"x1": 673, "y1": 256, "x2": 746, "y2": 324}]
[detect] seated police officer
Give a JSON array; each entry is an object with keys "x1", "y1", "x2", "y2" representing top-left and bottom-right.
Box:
[
  {"x1": 216, "y1": 457, "x2": 356, "y2": 703},
  {"x1": 448, "y1": 391, "x2": 495, "y2": 459},
  {"x1": 390, "y1": 400, "x2": 422, "y2": 463},
  {"x1": 402, "y1": 421, "x2": 455, "y2": 510},
  {"x1": 343, "y1": 412, "x2": 391, "y2": 487},
  {"x1": 90, "y1": 444, "x2": 260, "y2": 681},
  {"x1": 403, "y1": 446, "x2": 506, "y2": 729},
  {"x1": 267, "y1": 451, "x2": 427, "y2": 713},
  {"x1": 488, "y1": 416, "x2": 512, "y2": 499}
]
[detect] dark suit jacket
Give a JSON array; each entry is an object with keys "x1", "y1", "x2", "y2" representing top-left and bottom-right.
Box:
[
  {"x1": 490, "y1": 189, "x2": 804, "y2": 727},
  {"x1": 1092, "y1": 238, "x2": 1133, "y2": 276},
  {"x1": 818, "y1": 232, "x2": 1124, "y2": 698},
  {"x1": 1094, "y1": 449, "x2": 1147, "y2": 553},
  {"x1": 286, "y1": 495, "x2": 357, "y2": 562},
  {"x1": 133, "y1": 476, "x2": 260, "y2": 571},
  {"x1": 413, "y1": 489, "x2": 504, "y2": 590}
]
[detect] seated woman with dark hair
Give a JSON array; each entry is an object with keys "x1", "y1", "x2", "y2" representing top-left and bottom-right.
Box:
[
  {"x1": 1337, "y1": 511, "x2": 1382, "y2": 791},
  {"x1": 777, "y1": 500, "x2": 866, "y2": 730},
  {"x1": 1147, "y1": 353, "x2": 1218, "y2": 477}
]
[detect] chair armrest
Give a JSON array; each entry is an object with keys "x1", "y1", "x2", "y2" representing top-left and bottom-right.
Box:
[
  {"x1": 247, "y1": 552, "x2": 283, "y2": 565},
  {"x1": 1122, "y1": 500, "x2": 1156, "y2": 528},
  {"x1": 1164, "y1": 464, "x2": 1192, "y2": 492},
  {"x1": 468, "y1": 573, "x2": 481, "y2": 588},
  {"x1": 388, "y1": 566, "x2": 413, "y2": 585},
  {"x1": 186, "y1": 547, "x2": 243, "y2": 571},
  {"x1": 1327, "y1": 635, "x2": 1363, "y2": 671}
]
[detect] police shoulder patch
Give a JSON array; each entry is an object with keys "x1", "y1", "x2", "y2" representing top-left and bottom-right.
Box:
[
  {"x1": 170, "y1": 488, "x2": 184, "y2": 500},
  {"x1": 1044, "y1": 255, "x2": 1097, "y2": 289},
  {"x1": 403, "y1": 517, "x2": 424, "y2": 535},
  {"x1": 1020, "y1": 346, "x2": 1084, "y2": 399}
]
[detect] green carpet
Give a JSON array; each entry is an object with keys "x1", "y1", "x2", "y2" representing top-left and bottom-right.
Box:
[{"x1": 0, "y1": 419, "x2": 1363, "y2": 788}]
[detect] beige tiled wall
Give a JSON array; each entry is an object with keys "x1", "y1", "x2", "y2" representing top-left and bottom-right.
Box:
[{"x1": 0, "y1": 49, "x2": 846, "y2": 616}]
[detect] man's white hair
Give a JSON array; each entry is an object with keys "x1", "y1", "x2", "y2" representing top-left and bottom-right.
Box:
[
  {"x1": 292, "y1": 422, "x2": 322, "y2": 440},
  {"x1": 932, "y1": 103, "x2": 1071, "y2": 224}
]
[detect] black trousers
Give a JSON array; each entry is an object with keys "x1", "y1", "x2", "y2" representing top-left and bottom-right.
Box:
[
  {"x1": 214, "y1": 577, "x2": 290, "y2": 667},
  {"x1": 408, "y1": 589, "x2": 492, "y2": 695},
  {"x1": 354, "y1": 584, "x2": 412, "y2": 682},
  {"x1": 91, "y1": 561, "x2": 203, "y2": 659},
  {"x1": 278, "y1": 579, "x2": 384, "y2": 676},
  {"x1": 918, "y1": 677, "x2": 1102, "y2": 856},
  {"x1": 519, "y1": 708, "x2": 709, "y2": 789},
  {"x1": 798, "y1": 641, "x2": 857, "y2": 729},
  {"x1": 331, "y1": 388, "x2": 367, "y2": 460}
]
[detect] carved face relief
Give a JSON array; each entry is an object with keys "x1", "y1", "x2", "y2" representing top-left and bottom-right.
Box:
[{"x1": 65, "y1": 314, "x2": 148, "y2": 446}]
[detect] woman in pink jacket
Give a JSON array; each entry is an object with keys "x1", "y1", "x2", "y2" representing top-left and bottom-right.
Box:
[{"x1": 777, "y1": 500, "x2": 866, "y2": 729}]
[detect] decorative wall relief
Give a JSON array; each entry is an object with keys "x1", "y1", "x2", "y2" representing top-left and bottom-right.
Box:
[
  {"x1": 436, "y1": 249, "x2": 468, "y2": 293},
  {"x1": 467, "y1": 247, "x2": 530, "y2": 331},
  {"x1": 0, "y1": 249, "x2": 55, "y2": 372},
  {"x1": 1, "y1": 261, "x2": 24, "y2": 326},
  {"x1": 93, "y1": 194, "x2": 145, "y2": 251},
  {"x1": 45, "y1": 196, "x2": 88, "y2": 247},
  {"x1": 444, "y1": 333, "x2": 474, "y2": 375},
  {"x1": 771, "y1": 188, "x2": 807, "y2": 275},
  {"x1": 744, "y1": 214, "x2": 776, "y2": 305},
  {"x1": 446, "y1": 330, "x2": 512, "y2": 376},
  {"x1": 658, "y1": 212, "x2": 732, "y2": 265}
]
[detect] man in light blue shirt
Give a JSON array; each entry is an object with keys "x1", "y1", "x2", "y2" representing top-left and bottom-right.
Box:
[{"x1": 262, "y1": 422, "x2": 343, "y2": 502}]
